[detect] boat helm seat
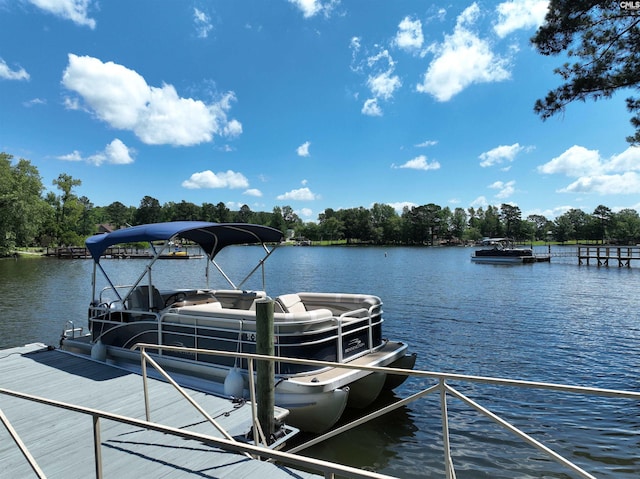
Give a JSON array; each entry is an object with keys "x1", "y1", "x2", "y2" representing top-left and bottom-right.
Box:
[
  {"x1": 128, "y1": 285, "x2": 165, "y2": 312},
  {"x1": 276, "y1": 294, "x2": 306, "y2": 313}
]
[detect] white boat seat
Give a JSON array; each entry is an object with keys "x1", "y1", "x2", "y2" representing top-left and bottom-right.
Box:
[
  {"x1": 213, "y1": 290, "x2": 266, "y2": 309},
  {"x1": 276, "y1": 294, "x2": 306, "y2": 313}
]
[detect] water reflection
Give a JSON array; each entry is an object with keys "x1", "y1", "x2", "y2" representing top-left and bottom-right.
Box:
[{"x1": 296, "y1": 390, "x2": 420, "y2": 473}]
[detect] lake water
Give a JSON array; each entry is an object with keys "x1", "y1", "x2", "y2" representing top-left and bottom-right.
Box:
[{"x1": 1, "y1": 246, "x2": 639, "y2": 478}]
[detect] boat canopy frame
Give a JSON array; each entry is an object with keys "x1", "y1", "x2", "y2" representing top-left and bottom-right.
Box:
[{"x1": 85, "y1": 222, "x2": 284, "y2": 308}]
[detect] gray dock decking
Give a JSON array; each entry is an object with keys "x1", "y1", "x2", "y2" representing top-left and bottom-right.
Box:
[{"x1": 0, "y1": 344, "x2": 318, "y2": 479}]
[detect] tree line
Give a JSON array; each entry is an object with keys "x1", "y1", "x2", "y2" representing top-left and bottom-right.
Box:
[{"x1": 2, "y1": 152, "x2": 640, "y2": 256}]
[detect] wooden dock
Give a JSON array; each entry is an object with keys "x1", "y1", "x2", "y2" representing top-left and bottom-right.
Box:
[
  {"x1": 44, "y1": 247, "x2": 203, "y2": 260},
  {"x1": 541, "y1": 245, "x2": 640, "y2": 267},
  {"x1": 576, "y1": 245, "x2": 640, "y2": 267},
  {"x1": 45, "y1": 246, "x2": 150, "y2": 259},
  {"x1": 0, "y1": 344, "x2": 318, "y2": 479}
]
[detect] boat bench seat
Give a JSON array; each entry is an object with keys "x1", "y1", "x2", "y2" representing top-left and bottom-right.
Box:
[
  {"x1": 294, "y1": 292, "x2": 382, "y2": 317},
  {"x1": 275, "y1": 294, "x2": 307, "y2": 313},
  {"x1": 163, "y1": 304, "x2": 334, "y2": 327},
  {"x1": 212, "y1": 289, "x2": 267, "y2": 309},
  {"x1": 178, "y1": 301, "x2": 223, "y2": 314}
]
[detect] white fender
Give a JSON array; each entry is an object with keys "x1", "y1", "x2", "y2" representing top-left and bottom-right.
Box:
[
  {"x1": 90, "y1": 339, "x2": 107, "y2": 361},
  {"x1": 223, "y1": 367, "x2": 244, "y2": 398}
]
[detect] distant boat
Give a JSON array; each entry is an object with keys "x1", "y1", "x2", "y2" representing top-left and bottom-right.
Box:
[
  {"x1": 158, "y1": 250, "x2": 204, "y2": 259},
  {"x1": 471, "y1": 238, "x2": 540, "y2": 264}
]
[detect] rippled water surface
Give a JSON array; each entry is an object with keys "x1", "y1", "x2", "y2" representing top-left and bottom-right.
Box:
[{"x1": 1, "y1": 246, "x2": 639, "y2": 478}]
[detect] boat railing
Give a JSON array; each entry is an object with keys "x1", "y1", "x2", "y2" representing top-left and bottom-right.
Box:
[
  {"x1": 156, "y1": 305, "x2": 382, "y2": 369},
  {"x1": 0, "y1": 386, "x2": 395, "y2": 479},
  {"x1": 62, "y1": 320, "x2": 84, "y2": 340},
  {"x1": 131, "y1": 343, "x2": 640, "y2": 479},
  {"x1": 335, "y1": 306, "x2": 379, "y2": 362}
]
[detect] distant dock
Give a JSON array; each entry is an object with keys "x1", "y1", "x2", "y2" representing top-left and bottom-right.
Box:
[
  {"x1": 44, "y1": 246, "x2": 203, "y2": 260},
  {"x1": 576, "y1": 245, "x2": 640, "y2": 267},
  {"x1": 546, "y1": 245, "x2": 640, "y2": 267}
]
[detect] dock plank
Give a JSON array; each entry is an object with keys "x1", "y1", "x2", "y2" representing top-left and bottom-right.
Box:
[{"x1": 0, "y1": 344, "x2": 318, "y2": 479}]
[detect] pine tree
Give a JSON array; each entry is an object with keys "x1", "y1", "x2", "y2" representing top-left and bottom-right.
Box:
[{"x1": 532, "y1": 1, "x2": 640, "y2": 144}]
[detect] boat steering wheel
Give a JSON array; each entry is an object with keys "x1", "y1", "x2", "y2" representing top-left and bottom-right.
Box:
[{"x1": 164, "y1": 292, "x2": 187, "y2": 308}]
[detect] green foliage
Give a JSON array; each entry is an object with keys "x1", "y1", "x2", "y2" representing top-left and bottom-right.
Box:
[
  {"x1": 0, "y1": 154, "x2": 48, "y2": 255},
  {"x1": 134, "y1": 196, "x2": 162, "y2": 225},
  {"x1": 3, "y1": 150, "x2": 640, "y2": 252},
  {"x1": 532, "y1": 1, "x2": 640, "y2": 144}
]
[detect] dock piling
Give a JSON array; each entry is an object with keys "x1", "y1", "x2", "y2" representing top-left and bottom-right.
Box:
[{"x1": 255, "y1": 299, "x2": 275, "y2": 443}]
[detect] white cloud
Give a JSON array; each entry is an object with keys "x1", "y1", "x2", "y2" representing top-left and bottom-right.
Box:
[
  {"x1": 57, "y1": 138, "x2": 134, "y2": 166},
  {"x1": 605, "y1": 146, "x2": 640, "y2": 172},
  {"x1": 560, "y1": 173, "x2": 640, "y2": 195},
  {"x1": 353, "y1": 48, "x2": 401, "y2": 116},
  {"x1": 223, "y1": 118, "x2": 243, "y2": 137},
  {"x1": 526, "y1": 205, "x2": 573, "y2": 220},
  {"x1": 88, "y1": 139, "x2": 134, "y2": 166},
  {"x1": 57, "y1": 150, "x2": 83, "y2": 162},
  {"x1": 470, "y1": 196, "x2": 489, "y2": 208},
  {"x1": 288, "y1": 0, "x2": 338, "y2": 18},
  {"x1": 494, "y1": 0, "x2": 549, "y2": 38},
  {"x1": 394, "y1": 16, "x2": 424, "y2": 53},
  {"x1": 361, "y1": 98, "x2": 382, "y2": 116},
  {"x1": 28, "y1": 0, "x2": 96, "y2": 29},
  {"x1": 367, "y1": 69, "x2": 401, "y2": 100},
  {"x1": 0, "y1": 59, "x2": 29, "y2": 80},
  {"x1": 537, "y1": 145, "x2": 604, "y2": 177},
  {"x1": 539, "y1": 145, "x2": 640, "y2": 195},
  {"x1": 387, "y1": 201, "x2": 417, "y2": 213},
  {"x1": 297, "y1": 141, "x2": 311, "y2": 157},
  {"x1": 417, "y1": 3, "x2": 511, "y2": 101},
  {"x1": 24, "y1": 98, "x2": 46, "y2": 107},
  {"x1": 61, "y1": 54, "x2": 242, "y2": 146},
  {"x1": 349, "y1": 37, "x2": 362, "y2": 72},
  {"x1": 182, "y1": 170, "x2": 249, "y2": 189},
  {"x1": 63, "y1": 96, "x2": 80, "y2": 110},
  {"x1": 489, "y1": 180, "x2": 516, "y2": 199},
  {"x1": 366, "y1": 49, "x2": 400, "y2": 99},
  {"x1": 277, "y1": 187, "x2": 317, "y2": 201},
  {"x1": 415, "y1": 140, "x2": 438, "y2": 147},
  {"x1": 194, "y1": 8, "x2": 213, "y2": 38},
  {"x1": 479, "y1": 143, "x2": 529, "y2": 167},
  {"x1": 392, "y1": 155, "x2": 441, "y2": 171},
  {"x1": 298, "y1": 207, "x2": 313, "y2": 218},
  {"x1": 243, "y1": 188, "x2": 263, "y2": 197}
]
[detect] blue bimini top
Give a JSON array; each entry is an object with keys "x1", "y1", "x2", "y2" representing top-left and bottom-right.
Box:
[{"x1": 85, "y1": 221, "x2": 284, "y2": 262}]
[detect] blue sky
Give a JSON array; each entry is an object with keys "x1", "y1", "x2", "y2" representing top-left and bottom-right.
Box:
[{"x1": 1, "y1": 0, "x2": 639, "y2": 221}]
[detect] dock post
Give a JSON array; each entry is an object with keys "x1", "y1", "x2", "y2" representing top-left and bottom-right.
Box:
[{"x1": 255, "y1": 299, "x2": 275, "y2": 444}]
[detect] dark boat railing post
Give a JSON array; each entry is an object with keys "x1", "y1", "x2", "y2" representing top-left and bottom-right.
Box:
[
  {"x1": 337, "y1": 319, "x2": 344, "y2": 362},
  {"x1": 92, "y1": 414, "x2": 103, "y2": 479},
  {"x1": 255, "y1": 299, "x2": 275, "y2": 444}
]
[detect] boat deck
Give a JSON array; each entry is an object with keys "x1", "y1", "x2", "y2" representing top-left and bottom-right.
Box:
[
  {"x1": 292, "y1": 340, "x2": 406, "y2": 386},
  {"x1": 0, "y1": 344, "x2": 318, "y2": 479}
]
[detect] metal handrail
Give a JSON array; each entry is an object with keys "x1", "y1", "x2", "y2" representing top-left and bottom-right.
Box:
[
  {"x1": 0, "y1": 408, "x2": 46, "y2": 478},
  {"x1": 137, "y1": 348, "x2": 241, "y2": 445},
  {"x1": 131, "y1": 343, "x2": 640, "y2": 400},
  {"x1": 0, "y1": 387, "x2": 394, "y2": 479},
  {"x1": 131, "y1": 342, "x2": 640, "y2": 479}
]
